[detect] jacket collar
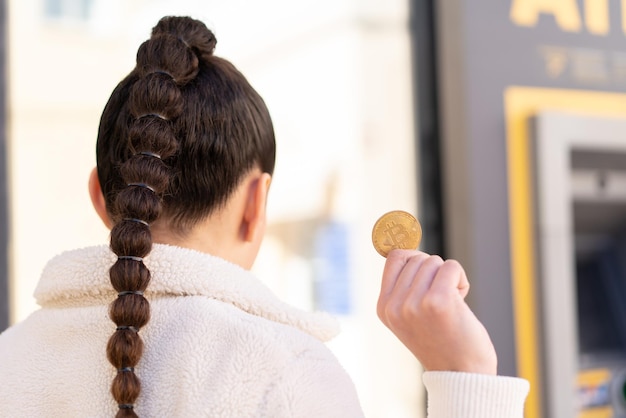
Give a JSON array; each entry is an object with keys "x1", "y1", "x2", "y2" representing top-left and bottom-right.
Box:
[{"x1": 34, "y1": 244, "x2": 340, "y2": 342}]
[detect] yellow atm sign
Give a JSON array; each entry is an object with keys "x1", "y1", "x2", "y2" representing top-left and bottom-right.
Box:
[{"x1": 510, "y1": 0, "x2": 626, "y2": 35}]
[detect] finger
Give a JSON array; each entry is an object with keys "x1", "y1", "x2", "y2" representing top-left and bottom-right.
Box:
[
  {"x1": 457, "y1": 264, "x2": 470, "y2": 298},
  {"x1": 383, "y1": 255, "x2": 444, "y2": 329},
  {"x1": 378, "y1": 250, "x2": 427, "y2": 319},
  {"x1": 403, "y1": 255, "x2": 444, "y2": 302},
  {"x1": 390, "y1": 253, "x2": 432, "y2": 293},
  {"x1": 379, "y1": 250, "x2": 426, "y2": 300},
  {"x1": 428, "y1": 259, "x2": 468, "y2": 299}
]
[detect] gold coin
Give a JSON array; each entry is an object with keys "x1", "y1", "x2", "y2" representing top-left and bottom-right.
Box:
[{"x1": 372, "y1": 210, "x2": 422, "y2": 257}]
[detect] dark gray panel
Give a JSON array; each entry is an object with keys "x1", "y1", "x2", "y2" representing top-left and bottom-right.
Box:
[
  {"x1": 410, "y1": 0, "x2": 445, "y2": 257},
  {"x1": 0, "y1": 0, "x2": 7, "y2": 332}
]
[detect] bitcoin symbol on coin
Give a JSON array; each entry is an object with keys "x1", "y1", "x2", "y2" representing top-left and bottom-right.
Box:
[
  {"x1": 372, "y1": 211, "x2": 422, "y2": 257},
  {"x1": 382, "y1": 222, "x2": 410, "y2": 248}
]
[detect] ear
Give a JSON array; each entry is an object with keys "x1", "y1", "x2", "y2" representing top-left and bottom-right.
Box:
[
  {"x1": 88, "y1": 167, "x2": 113, "y2": 230},
  {"x1": 242, "y1": 172, "x2": 272, "y2": 243}
]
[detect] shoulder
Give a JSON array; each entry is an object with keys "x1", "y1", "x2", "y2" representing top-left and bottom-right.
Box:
[
  {"x1": 148, "y1": 294, "x2": 337, "y2": 360},
  {"x1": 146, "y1": 296, "x2": 364, "y2": 416}
]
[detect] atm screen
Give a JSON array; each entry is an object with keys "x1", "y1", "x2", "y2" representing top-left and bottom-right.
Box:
[
  {"x1": 576, "y1": 252, "x2": 626, "y2": 355},
  {"x1": 575, "y1": 202, "x2": 626, "y2": 356}
]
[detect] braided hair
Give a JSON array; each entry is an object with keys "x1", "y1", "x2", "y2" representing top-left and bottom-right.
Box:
[{"x1": 95, "y1": 16, "x2": 276, "y2": 416}]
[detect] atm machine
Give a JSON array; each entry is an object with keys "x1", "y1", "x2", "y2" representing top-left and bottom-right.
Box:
[{"x1": 534, "y1": 112, "x2": 626, "y2": 418}]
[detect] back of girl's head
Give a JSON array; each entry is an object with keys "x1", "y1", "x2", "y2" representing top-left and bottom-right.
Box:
[
  {"x1": 95, "y1": 16, "x2": 275, "y2": 417},
  {"x1": 97, "y1": 16, "x2": 275, "y2": 229}
]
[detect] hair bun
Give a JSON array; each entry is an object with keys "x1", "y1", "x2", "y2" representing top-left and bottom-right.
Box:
[
  {"x1": 151, "y1": 16, "x2": 217, "y2": 61},
  {"x1": 135, "y1": 38, "x2": 195, "y2": 88}
]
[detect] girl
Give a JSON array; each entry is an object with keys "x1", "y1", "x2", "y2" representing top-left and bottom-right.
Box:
[{"x1": 0, "y1": 16, "x2": 528, "y2": 417}]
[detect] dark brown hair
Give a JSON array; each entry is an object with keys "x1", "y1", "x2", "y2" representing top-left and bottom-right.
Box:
[{"x1": 96, "y1": 16, "x2": 275, "y2": 417}]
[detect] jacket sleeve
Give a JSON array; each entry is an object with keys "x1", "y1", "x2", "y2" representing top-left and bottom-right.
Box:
[
  {"x1": 423, "y1": 371, "x2": 529, "y2": 418},
  {"x1": 262, "y1": 346, "x2": 365, "y2": 418}
]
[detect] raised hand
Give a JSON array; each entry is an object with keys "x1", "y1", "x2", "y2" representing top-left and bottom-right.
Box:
[{"x1": 377, "y1": 250, "x2": 497, "y2": 375}]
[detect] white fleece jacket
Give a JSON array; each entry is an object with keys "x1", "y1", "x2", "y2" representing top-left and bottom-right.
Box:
[{"x1": 0, "y1": 244, "x2": 528, "y2": 417}]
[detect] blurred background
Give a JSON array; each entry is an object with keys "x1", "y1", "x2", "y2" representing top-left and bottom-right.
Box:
[{"x1": 1, "y1": 1, "x2": 626, "y2": 418}]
